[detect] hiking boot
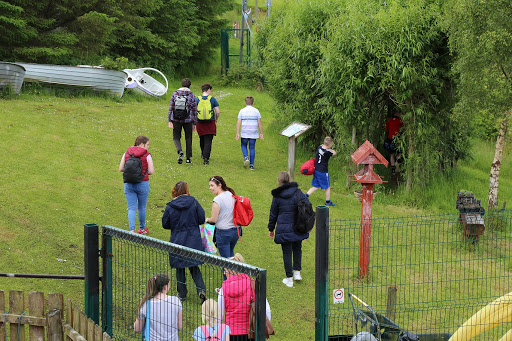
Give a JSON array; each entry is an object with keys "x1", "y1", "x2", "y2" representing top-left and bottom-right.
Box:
[
  {"x1": 282, "y1": 277, "x2": 293, "y2": 287},
  {"x1": 293, "y1": 271, "x2": 302, "y2": 281},
  {"x1": 249, "y1": 165, "x2": 254, "y2": 170},
  {"x1": 186, "y1": 158, "x2": 191, "y2": 164},
  {"x1": 178, "y1": 151, "x2": 184, "y2": 164},
  {"x1": 243, "y1": 157, "x2": 249, "y2": 168},
  {"x1": 199, "y1": 291, "x2": 207, "y2": 304},
  {"x1": 325, "y1": 200, "x2": 336, "y2": 207}
]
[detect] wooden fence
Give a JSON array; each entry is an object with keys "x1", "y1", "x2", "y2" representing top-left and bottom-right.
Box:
[{"x1": 0, "y1": 290, "x2": 111, "y2": 341}]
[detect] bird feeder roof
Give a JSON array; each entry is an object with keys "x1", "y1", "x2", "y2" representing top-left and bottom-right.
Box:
[{"x1": 351, "y1": 140, "x2": 389, "y2": 167}]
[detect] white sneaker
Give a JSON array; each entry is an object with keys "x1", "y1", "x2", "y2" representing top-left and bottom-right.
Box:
[
  {"x1": 293, "y1": 271, "x2": 302, "y2": 281},
  {"x1": 282, "y1": 277, "x2": 293, "y2": 287},
  {"x1": 243, "y1": 158, "x2": 250, "y2": 168}
]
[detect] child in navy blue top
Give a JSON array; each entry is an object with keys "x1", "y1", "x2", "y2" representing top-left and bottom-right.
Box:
[{"x1": 306, "y1": 136, "x2": 337, "y2": 206}]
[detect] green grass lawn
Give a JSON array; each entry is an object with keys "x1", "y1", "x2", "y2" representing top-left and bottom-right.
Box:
[{"x1": 1, "y1": 80, "x2": 511, "y2": 340}]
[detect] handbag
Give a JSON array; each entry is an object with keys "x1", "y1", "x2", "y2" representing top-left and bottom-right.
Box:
[
  {"x1": 248, "y1": 280, "x2": 275, "y2": 339},
  {"x1": 200, "y1": 223, "x2": 218, "y2": 254},
  {"x1": 141, "y1": 299, "x2": 150, "y2": 340}
]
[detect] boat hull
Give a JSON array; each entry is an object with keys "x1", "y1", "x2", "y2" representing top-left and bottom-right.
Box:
[
  {"x1": 17, "y1": 63, "x2": 127, "y2": 97},
  {"x1": 0, "y1": 62, "x2": 25, "y2": 95}
]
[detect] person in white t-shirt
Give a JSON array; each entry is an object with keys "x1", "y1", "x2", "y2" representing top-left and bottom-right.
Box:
[
  {"x1": 235, "y1": 96, "x2": 263, "y2": 170},
  {"x1": 134, "y1": 273, "x2": 183, "y2": 341}
]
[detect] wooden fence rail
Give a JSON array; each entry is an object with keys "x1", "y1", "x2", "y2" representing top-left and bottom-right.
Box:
[{"x1": 0, "y1": 290, "x2": 111, "y2": 341}]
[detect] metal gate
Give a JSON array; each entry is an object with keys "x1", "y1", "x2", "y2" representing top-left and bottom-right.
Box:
[
  {"x1": 316, "y1": 210, "x2": 512, "y2": 340},
  {"x1": 220, "y1": 28, "x2": 251, "y2": 74}
]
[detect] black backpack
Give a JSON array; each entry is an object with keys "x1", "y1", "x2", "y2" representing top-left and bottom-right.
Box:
[
  {"x1": 173, "y1": 94, "x2": 189, "y2": 120},
  {"x1": 123, "y1": 153, "x2": 147, "y2": 183},
  {"x1": 294, "y1": 189, "x2": 315, "y2": 234}
]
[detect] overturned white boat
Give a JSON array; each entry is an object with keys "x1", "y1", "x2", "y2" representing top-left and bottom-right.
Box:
[
  {"x1": 124, "y1": 68, "x2": 168, "y2": 97},
  {"x1": 0, "y1": 62, "x2": 25, "y2": 94},
  {"x1": 17, "y1": 63, "x2": 127, "y2": 97}
]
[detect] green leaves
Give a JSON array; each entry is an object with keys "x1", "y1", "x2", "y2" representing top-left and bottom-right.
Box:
[
  {"x1": 445, "y1": 0, "x2": 512, "y2": 138},
  {"x1": 2, "y1": 0, "x2": 233, "y2": 73},
  {"x1": 256, "y1": 0, "x2": 465, "y2": 188}
]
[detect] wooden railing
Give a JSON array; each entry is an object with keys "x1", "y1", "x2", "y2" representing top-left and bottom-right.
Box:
[{"x1": 0, "y1": 290, "x2": 111, "y2": 341}]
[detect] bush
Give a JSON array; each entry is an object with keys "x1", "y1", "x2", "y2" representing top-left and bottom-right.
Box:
[
  {"x1": 100, "y1": 56, "x2": 135, "y2": 71},
  {"x1": 221, "y1": 64, "x2": 264, "y2": 90}
]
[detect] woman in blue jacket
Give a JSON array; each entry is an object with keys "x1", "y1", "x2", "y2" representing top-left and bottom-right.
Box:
[
  {"x1": 162, "y1": 181, "x2": 207, "y2": 303},
  {"x1": 267, "y1": 171, "x2": 309, "y2": 288}
]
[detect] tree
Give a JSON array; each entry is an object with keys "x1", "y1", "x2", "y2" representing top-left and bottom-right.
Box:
[
  {"x1": 0, "y1": 1, "x2": 33, "y2": 60},
  {"x1": 256, "y1": 0, "x2": 464, "y2": 189},
  {"x1": 445, "y1": 0, "x2": 512, "y2": 210},
  {"x1": 1, "y1": 0, "x2": 233, "y2": 73}
]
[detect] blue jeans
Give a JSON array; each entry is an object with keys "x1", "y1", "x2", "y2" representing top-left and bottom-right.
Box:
[
  {"x1": 216, "y1": 227, "x2": 240, "y2": 258},
  {"x1": 240, "y1": 138, "x2": 256, "y2": 166},
  {"x1": 124, "y1": 181, "x2": 149, "y2": 231}
]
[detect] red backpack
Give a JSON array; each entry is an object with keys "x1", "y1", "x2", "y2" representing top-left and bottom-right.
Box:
[
  {"x1": 201, "y1": 324, "x2": 226, "y2": 341},
  {"x1": 232, "y1": 195, "x2": 254, "y2": 227},
  {"x1": 301, "y1": 158, "x2": 316, "y2": 175}
]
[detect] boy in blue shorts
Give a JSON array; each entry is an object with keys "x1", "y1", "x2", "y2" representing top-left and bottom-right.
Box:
[{"x1": 306, "y1": 136, "x2": 337, "y2": 206}]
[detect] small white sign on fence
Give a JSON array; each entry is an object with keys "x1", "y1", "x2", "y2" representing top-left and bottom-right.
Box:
[{"x1": 333, "y1": 288, "x2": 345, "y2": 304}]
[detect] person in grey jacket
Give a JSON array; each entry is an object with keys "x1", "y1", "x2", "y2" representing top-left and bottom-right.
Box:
[{"x1": 267, "y1": 171, "x2": 309, "y2": 288}]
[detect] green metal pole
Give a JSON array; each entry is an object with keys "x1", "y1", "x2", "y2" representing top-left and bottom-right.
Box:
[
  {"x1": 84, "y1": 223, "x2": 99, "y2": 324},
  {"x1": 102, "y1": 229, "x2": 113, "y2": 336},
  {"x1": 315, "y1": 206, "x2": 329, "y2": 341},
  {"x1": 255, "y1": 270, "x2": 267, "y2": 341}
]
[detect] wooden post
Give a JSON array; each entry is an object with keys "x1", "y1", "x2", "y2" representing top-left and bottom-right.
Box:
[
  {"x1": 29, "y1": 291, "x2": 45, "y2": 341},
  {"x1": 80, "y1": 310, "x2": 87, "y2": 338},
  {"x1": 66, "y1": 299, "x2": 73, "y2": 341},
  {"x1": 94, "y1": 324, "x2": 103, "y2": 340},
  {"x1": 47, "y1": 309, "x2": 63, "y2": 341},
  {"x1": 386, "y1": 286, "x2": 398, "y2": 322},
  {"x1": 48, "y1": 293, "x2": 64, "y2": 341},
  {"x1": 9, "y1": 290, "x2": 25, "y2": 341},
  {"x1": 0, "y1": 291, "x2": 5, "y2": 340},
  {"x1": 73, "y1": 306, "x2": 80, "y2": 336},
  {"x1": 87, "y1": 317, "x2": 95, "y2": 341},
  {"x1": 359, "y1": 182, "x2": 375, "y2": 279},
  {"x1": 288, "y1": 135, "x2": 297, "y2": 181}
]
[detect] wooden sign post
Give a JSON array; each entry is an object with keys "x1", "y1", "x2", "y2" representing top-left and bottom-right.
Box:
[{"x1": 280, "y1": 122, "x2": 311, "y2": 181}]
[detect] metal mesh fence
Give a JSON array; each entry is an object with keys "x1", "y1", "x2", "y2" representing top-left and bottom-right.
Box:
[
  {"x1": 102, "y1": 225, "x2": 267, "y2": 341},
  {"x1": 328, "y1": 210, "x2": 512, "y2": 340}
]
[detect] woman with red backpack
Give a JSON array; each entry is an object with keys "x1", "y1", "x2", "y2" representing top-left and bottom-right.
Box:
[{"x1": 206, "y1": 176, "x2": 239, "y2": 259}]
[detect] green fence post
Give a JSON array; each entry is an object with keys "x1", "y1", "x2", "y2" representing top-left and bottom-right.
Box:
[
  {"x1": 102, "y1": 228, "x2": 113, "y2": 336},
  {"x1": 84, "y1": 223, "x2": 100, "y2": 324},
  {"x1": 255, "y1": 270, "x2": 267, "y2": 341},
  {"x1": 315, "y1": 206, "x2": 329, "y2": 341}
]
